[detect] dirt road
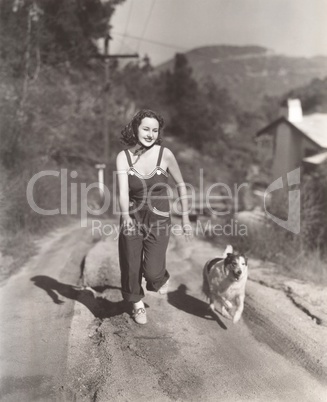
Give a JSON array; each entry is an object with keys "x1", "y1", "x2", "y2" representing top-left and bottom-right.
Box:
[
  {"x1": 0, "y1": 224, "x2": 93, "y2": 401},
  {"x1": 0, "y1": 221, "x2": 326, "y2": 401}
]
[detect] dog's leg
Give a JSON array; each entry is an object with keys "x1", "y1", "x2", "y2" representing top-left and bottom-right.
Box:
[
  {"x1": 208, "y1": 295, "x2": 217, "y2": 313},
  {"x1": 209, "y1": 298, "x2": 223, "y2": 317},
  {"x1": 208, "y1": 301, "x2": 223, "y2": 321},
  {"x1": 232, "y1": 295, "x2": 244, "y2": 324},
  {"x1": 217, "y1": 296, "x2": 233, "y2": 312},
  {"x1": 209, "y1": 299, "x2": 234, "y2": 321},
  {"x1": 221, "y1": 305, "x2": 233, "y2": 320},
  {"x1": 223, "y1": 299, "x2": 233, "y2": 310},
  {"x1": 209, "y1": 302, "x2": 216, "y2": 313},
  {"x1": 211, "y1": 297, "x2": 233, "y2": 320}
]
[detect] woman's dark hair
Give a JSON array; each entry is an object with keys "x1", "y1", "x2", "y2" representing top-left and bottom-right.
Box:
[{"x1": 120, "y1": 109, "x2": 164, "y2": 146}]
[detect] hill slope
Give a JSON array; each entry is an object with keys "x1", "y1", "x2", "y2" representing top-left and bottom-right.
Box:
[{"x1": 157, "y1": 45, "x2": 327, "y2": 111}]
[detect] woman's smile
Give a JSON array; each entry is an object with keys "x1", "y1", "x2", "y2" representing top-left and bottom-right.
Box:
[{"x1": 137, "y1": 117, "x2": 159, "y2": 146}]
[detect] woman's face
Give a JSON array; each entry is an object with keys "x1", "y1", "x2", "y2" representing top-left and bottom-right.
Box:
[{"x1": 137, "y1": 117, "x2": 159, "y2": 147}]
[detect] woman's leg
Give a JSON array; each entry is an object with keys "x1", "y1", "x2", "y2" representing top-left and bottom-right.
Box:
[
  {"x1": 118, "y1": 227, "x2": 144, "y2": 302},
  {"x1": 142, "y1": 219, "x2": 171, "y2": 292}
]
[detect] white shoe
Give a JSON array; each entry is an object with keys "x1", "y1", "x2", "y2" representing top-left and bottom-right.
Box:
[
  {"x1": 132, "y1": 307, "x2": 147, "y2": 325},
  {"x1": 158, "y1": 279, "x2": 169, "y2": 295}
]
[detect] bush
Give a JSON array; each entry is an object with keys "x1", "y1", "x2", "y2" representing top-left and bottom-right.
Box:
[
  {"x1": 219, "y1": 165, "x2": 327, "y2": 284},
  {"x1": 300, "y1": 169, "x2": 327, "y2": 252}
]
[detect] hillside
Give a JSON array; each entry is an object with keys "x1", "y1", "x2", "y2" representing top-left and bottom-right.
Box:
[{"x1": 157, "y1": 45, "x2": 327, "y2": 111}]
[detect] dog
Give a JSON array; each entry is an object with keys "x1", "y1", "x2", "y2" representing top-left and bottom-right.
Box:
[{"x1": 202, "y1": 245, "x2": 248, "y2": 324}]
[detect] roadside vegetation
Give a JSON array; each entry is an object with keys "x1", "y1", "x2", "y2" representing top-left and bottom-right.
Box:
[
  {"x1": 0, "y1": 0, "x2": 125, "y2": 279},
  {"x1": 1, "y1": 0, "x2": 327, "y2": 284},
  {"x1": 227, "y1": 153, "x2": 327, "y2": 286}
]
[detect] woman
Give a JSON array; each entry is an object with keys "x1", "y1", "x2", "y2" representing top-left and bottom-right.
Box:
[{"x1": 116, "y1": 109, "x2": 192, "y2": 324}]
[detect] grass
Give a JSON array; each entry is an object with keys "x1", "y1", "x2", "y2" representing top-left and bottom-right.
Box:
[
  {"x1": 0, "y1": 160, "x2": 105, "y2": 282},
  {"x1": 279, "y1": 248, "x2": 327, "y2": 286}
]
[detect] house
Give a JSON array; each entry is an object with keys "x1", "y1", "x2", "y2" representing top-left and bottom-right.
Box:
[{"x1": 256, "y1": 99, "x2": 327, "y2": 179}]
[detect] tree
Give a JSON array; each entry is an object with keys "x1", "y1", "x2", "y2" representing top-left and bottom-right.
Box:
[
  {"x1": 115, "y1": 57, "x2": 165, "y2": 113},
  {"x1": 165, "y1": 53, "x2": 198, "y2": 106},
  {"x1": 284, "y1": 77, "x2": 327, "y2": 114},
  {"x1": 164, "y1": 54, "x2": 213, "y2": 148},
  {"x1": 0, "y1": 0, "x2": 127, "y2": 222},
  {"x1": 0, "y1": 0, "x2": 125, "y2": 70}
]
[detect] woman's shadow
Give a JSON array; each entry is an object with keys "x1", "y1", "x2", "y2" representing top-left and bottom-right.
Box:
[
  {"x1": 167, "y1": 284, "x2": 227, "y2": 330},
  {"x1": 31, "y1": 275, "x2": 127, "y2": 320}
]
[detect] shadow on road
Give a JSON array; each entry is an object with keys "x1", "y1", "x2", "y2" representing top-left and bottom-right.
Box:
[
  {"x1": 31, "y1": 275, "x2": 126, "y2": 320},
  {"x1": 167, "y1": 284, "x2": 227, "y2": 330}
]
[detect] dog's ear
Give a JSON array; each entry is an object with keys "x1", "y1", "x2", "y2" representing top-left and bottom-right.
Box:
[
  {"x1": 240, "y1": 254, "x2": 248, "y2": 266},
  {"x1": 223, "y1": 245, "x2": 233, "y2": 258}
]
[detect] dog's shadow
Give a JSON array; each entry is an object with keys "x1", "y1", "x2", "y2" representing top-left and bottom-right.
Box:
[
  {"x1": 168, "y1": 284, "x2": 227, "y2": 330},
  {"x1": 30, "y1": 275, "x2": 127, "y2": 319}
]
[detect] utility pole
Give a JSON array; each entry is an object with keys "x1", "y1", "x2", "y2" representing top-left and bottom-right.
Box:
[
  {"x1": 103, "y1": 34, "x2": 110, "y2": 164},
  {"x1": 96, "y1": 31, "x2": 138, "y2": 192}
]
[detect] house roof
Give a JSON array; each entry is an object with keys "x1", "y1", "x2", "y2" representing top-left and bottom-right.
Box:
[
  {"x1": 302, "y1": 151, "x2": 327, "y2": 165},
  {"x1": 293, "y1": 114, "x2": 327, "y2": 149},
  {"x1": 256, "y1": 113, "x2": 327, "y2": 149}
]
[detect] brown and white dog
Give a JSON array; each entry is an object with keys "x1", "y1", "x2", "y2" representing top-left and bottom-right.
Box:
[{"x1": 202, "y1": 245, "x2": 248, "y2": 324}]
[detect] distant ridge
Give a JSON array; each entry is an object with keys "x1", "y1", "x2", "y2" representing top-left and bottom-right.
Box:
[
  {"x1": 182, "y1": 44, "x2": 269, "y2": 59},
  {"x1": 156, "y1": 45, "x2": 327, "y2": 110}
]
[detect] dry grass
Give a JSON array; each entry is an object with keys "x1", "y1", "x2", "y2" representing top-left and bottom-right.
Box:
[
  {"x1": 206, "y1": 217, "x2": 327, "y2": 286},
  {"x1": 0, "y1": 162, "x2": 98, "y2": 282},
  {"x1": 279, "y1": 248, "x2": 327, "y2": 285}
]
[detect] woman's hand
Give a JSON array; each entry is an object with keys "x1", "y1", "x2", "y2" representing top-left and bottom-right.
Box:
[
  {"x1": 182, "y1": 215, "x2": 193, "y2": 241},
  {"x1": 121, "y1": 215, "x2": 135, "y2": 232}
]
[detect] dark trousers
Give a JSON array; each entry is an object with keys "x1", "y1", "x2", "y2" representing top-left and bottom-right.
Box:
[{"x1": 118, "y1": 211, "x2": 171, "y2": 302}]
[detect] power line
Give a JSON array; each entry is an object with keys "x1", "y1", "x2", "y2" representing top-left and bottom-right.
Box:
[
  {"x1": 112, "y1": 31, "x2": 187, "y2": 51},
  {"x1": 137, "y1": 0, "x2": 156, "y2": 52},
  {"x1": 115, "y1": 36, "x2": 137, "y2": 55},
  {"x1": 119, "y1": 0, "x2": 133, "y2": 53}
]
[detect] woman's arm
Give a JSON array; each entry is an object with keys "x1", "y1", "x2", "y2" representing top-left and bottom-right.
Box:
[
  {"x1": 164, "y1": 148, "x2": 193, "y2": 239},
  {"x1": 116, "y1": 152, "x2": 134, "y2": 227}
]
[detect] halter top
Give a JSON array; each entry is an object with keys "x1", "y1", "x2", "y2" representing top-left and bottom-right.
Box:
[{"x1": 124, "y1": 146, "x2": 170, "y2": 216}]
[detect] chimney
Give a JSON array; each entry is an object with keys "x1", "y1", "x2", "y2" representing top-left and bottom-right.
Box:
[{"x1": 287, "y1": 99, "x2": 303, "y2": 123}]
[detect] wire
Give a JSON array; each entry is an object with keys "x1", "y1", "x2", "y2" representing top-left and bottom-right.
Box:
[
  {"x1": 137, "y1": 0, "x2": 156, "y2": 52},
  {"x1": 119, "y1": 0, "x2": 133, "y2": 53},
  {"x1": 115, "y1": 36, "x2": 137, "y2": 55},
  {"x1": 113, "y1": 31, "x2": 187, "y2": 51}
]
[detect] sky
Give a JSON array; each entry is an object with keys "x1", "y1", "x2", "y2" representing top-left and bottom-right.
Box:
[{"x1": 109, "y1": 0, "x2": 327, "y2": 66}]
